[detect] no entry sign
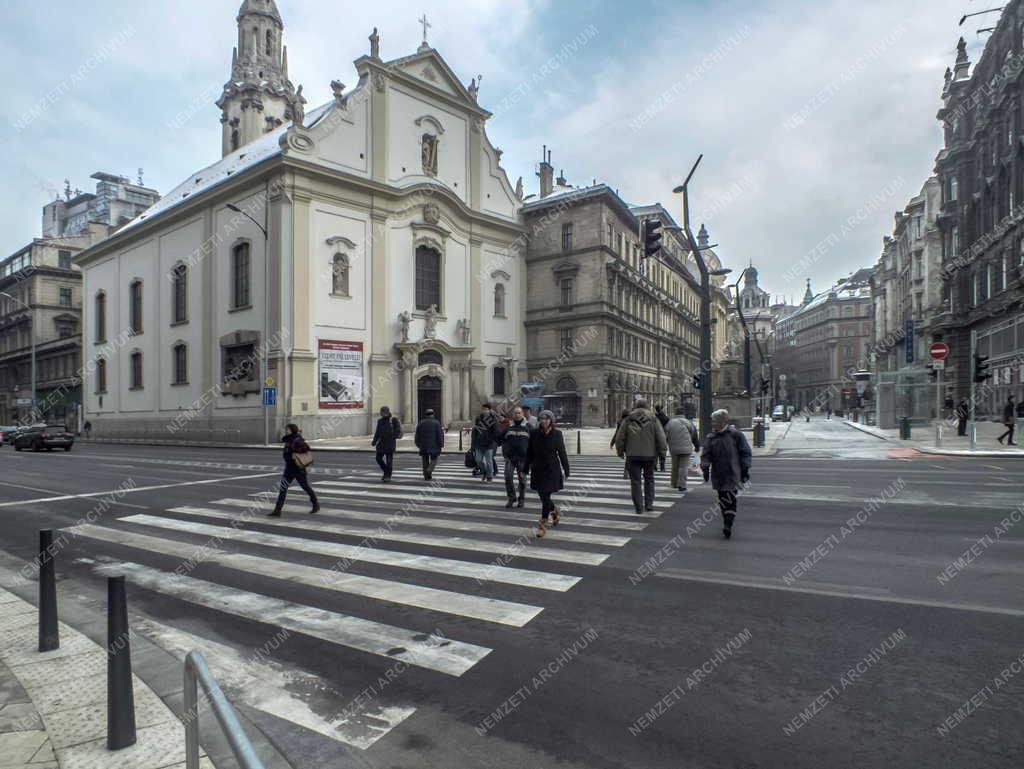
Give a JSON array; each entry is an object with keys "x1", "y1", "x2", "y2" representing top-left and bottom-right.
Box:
[{"x1": 929, "y1": 342, "x2": 950, "y2": 361}]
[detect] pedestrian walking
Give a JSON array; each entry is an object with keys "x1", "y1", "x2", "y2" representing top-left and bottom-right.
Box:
[
  {"x1": 826, "y1": 406, "x2": 832, "y2": 421},
  {"x1": 611, "y1": 409, "x2": 630, "y2": 479},
  {"x1": 525, "y1": 409, "x2": 570, "y2": 538},
  {"x1": 700, "y1": 409, "x2": 751, "y2": 539},
  {"x1": 654, "y1": 404, "x2": 670, "y2": 471},
  {"x1": 471, "y1": 403, "x2": 501, "y2": 482},
  {"x1": 523, "y1": 406, "x2": 539, "y2": 430},
  {"x1": 500, "y1": 405, "x2": 531, "y2": 507},
  {"x1": 665, "y1": 406, "x2": 700, "y2": 494},
  {"x1": 614, "y1": 398, "x2": 668, "y2": 514},
  {"x1": 955, "y1": 397, "x2": 969, "y2": 436},
  {"x1": 268, "y1": 423, "x2": 319, "y2": 517},
  {"x1": 414, "y1": 408, "x2": 444, "y2": 480},
  {"x1": 82, "y1": 420, "x2": 92, "y2": 439},
  {"x1": 997, "y1": 395, "x2": 1018, "y2": 445},
  {"x1": 371, "y1": 406, "x2": 402, "y2": 482}
]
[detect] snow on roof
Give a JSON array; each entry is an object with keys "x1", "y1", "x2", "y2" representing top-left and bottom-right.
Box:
[{"x1": 119, "y1": 101, "x2": 334, "y2": 234}]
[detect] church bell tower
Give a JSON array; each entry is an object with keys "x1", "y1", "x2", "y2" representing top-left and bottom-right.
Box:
[{"x1": 216, "y1": 0, "x2": 302, "y2": 157}]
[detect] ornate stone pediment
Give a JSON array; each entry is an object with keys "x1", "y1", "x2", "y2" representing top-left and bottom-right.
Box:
[
  {"x1": 552, "y1": 260, "x2": 579, "y2": 277},
  {"x1": 326, "y1": 235, "x2": 357, "y2": 249}
]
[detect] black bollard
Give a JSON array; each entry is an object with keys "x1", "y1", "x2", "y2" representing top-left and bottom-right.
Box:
[
  {"x1": 577, "y1": 430, "x2": 581, "y2": 455},
  {"x1": 107, "y1": 576, "x2": 136, "y2": 750},
  {"x1": 459, "y1": 429, "x2": 463, "y2": 452},
  {"x1": 38, "y1": 530, "x2": 59, "y2": 652}
]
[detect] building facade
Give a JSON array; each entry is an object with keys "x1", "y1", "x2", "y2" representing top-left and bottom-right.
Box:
[
  {"x1": 773, "y1": 270, "x2": 874, "y2": 412},
  {"x1": 933, "y1": 13, "x2": 1024, "y2": 418},
  {"x1": 42, "y1": 173, "x2": 159, "y2": 239},
  {"x1": 76, "y1": 2, "x2": 525, "y2": 441},
  {"x1": 521, "y1": 170, "x2": 706, "y2": 426}
]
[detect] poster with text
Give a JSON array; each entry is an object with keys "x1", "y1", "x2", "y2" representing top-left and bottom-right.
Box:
[{"x1": 318, "y1": 340, "x2": 364, "y2": 409}]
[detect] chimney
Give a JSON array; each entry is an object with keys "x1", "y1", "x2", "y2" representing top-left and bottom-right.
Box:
[
  {"x1": 537, "y1": 145, "x2": 554, "y2": 198},
  {"x1": 953, "y1": 37, "x2": 970, "y2": 81},
  {"x1": 556, "y1": 169, "x2": 568, "y2": 188}
]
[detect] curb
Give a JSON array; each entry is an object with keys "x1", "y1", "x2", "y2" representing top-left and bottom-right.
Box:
[
  {"x1": 842, "y1": 419, "x2": 892, "y2": 441},
  {"x1": 843, "y1": 419, "x2": 1024, "y2": 457}
]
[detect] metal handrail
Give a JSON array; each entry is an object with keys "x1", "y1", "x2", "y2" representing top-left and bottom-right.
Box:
[{"x1": 184, "y1": 650, "x2": 265, "y2": 769}]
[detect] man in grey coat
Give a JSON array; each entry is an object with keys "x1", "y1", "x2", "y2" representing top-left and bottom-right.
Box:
[
  {"x1": 614, "y1": 398, "x2": 668, "y2": 514},
  {"x1": 664, "y1": 406, "x2": 700, "y2": 494}
]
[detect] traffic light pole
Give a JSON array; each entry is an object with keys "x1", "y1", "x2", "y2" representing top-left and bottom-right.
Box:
[{"x1": 969, "y1": 329, "x2": 977, "y2": 451}]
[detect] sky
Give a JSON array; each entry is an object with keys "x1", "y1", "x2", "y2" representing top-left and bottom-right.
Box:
[{"x1": 0, "y1": 0, "x2": 988, "y2": 302}]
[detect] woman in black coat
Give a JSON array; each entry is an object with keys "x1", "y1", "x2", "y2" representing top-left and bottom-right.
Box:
[
  {"x1": 524, "y1": 409, "x2": 570, "y2": 538},
  {"x1": 268, "y1": 423, "x2": 319, "y2": 517}
]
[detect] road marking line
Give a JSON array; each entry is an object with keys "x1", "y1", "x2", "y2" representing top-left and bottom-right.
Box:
[
  {"x1": 0, "y1": 480, "x2": 67, "y2": 495},
  {"x1": 207, "y1": 498, "x2": 632, "y2": 546},
  {"x1": 68, "y1": 524, "x2": 544, "y2": 626},
  {"x1": 90, "y1": 560, "x2": 491, "y2": 676},
  {"x1": 985, "y1": 464, "x2": 1005, "y2": 471},
  {"x1": 655, "y1": 568, "x2": 1024, "y2": 617},
  {"x1": 166, "y1": 507, "x2": 611, "y2": 566},
  {"x1": 0, "y1": 473, "x2": 280, "y2": 508},
  {"x1": 111, "y1": 514, "x2": 581, "y2": 591}
]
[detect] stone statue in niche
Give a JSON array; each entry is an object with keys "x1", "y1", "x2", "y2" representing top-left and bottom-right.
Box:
[
  {"x1": 398, "y1": 310, "x2": 412, "y2": 342},
  {"x1": 423, "y1": 305, "x2": 439, "y2": 339},
  {"x1": 421, "y1": 133, "x2": 438, "y2": 176},
  {"x1": 456, "y1": 318, "x2": 471, "y2": 346},
  {"x1": 514, "y1": 177, "x2": 524, "y2": 199}
]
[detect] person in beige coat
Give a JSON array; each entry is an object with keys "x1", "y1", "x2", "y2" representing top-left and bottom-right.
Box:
[{"x1": 664, "y1": 406, "x2": 700, "y2": 494}]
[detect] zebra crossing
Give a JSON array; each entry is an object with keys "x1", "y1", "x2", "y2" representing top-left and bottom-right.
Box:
[{"x1": 61, "y1": 455, "x2": 691, "y2": 751}]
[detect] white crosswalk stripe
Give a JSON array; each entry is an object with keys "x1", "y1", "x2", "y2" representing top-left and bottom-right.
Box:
[{"x1": 61, "y1": 458, "x2": 666, "y2": 752}]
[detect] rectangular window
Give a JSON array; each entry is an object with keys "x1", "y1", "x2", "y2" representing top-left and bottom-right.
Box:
[
  {"x1": 59, "y1": 287, "x2": 72, "y2": 307},
  {"x1": 492, "y1": 366, "x2": 506, "y2": 396},
  {"x1": 129, "y1": 281, "x2": 143, "y2": 334},
  {"x1": 173, "y1": 344, "x2": 188, "y2": 385},
  {"x1": 560, "y1": 327, "x2": 574, "y2": 353},
  {"x1": 96, "y1": 359, "x2": 107, "y2": 393},
  {"x1": 58, "y1": 250, "x2": 72, "y2": 269},
  {"x1": 172, "y1": 265, "x2": 188, "y2": 323},
  {"x1": 95, "y1": 293, "x2": 106, "y2": 343},
  {"x1": 415, "y1": 246, "x2": 441, "y2": 310},
  {"x1": 130, "y1": 351, "x2": 143, "y2": 389},
  {"x1": 561, "y1": 222, "x2": 574, "y2": 252},
  {"x1": 560, "y1": 277, "x2": 574, "y2": 307},
  {"x1": 58, "y1": 324, "x2": 72, "y2": 339},
  {"x1": 232, "y1": 243, "x2": 251, "y2": 309}
]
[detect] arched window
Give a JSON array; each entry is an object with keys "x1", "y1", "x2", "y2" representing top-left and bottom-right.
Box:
[
  {"x1": 94, "y1": 292, "x2": 106, "y2": 343},
  {"x1": 230, "y1": 129, "x2": 240, "y2": 152},
  {"x1": 232, "y1": 242, "x2": 251, "y2": 309},
  {"x1": 129, "y1": 280, "x2": 143, "y2": 334},
  {"x1": 556, "y1": 375, "x2": 577, "y2": 392},
  {"x1": 493, "y1": 366, "x2": 506, "y2": 396},
  {"x1": 265, "y1": 29, "x2": 273, "y2": 56},
  {"x1": 332, "y1": 253, "x2": 350, "y2": 296},
  {"x1": 95, "y1": 358, "x2": 107, "y2": 393},
  {"x1": 129, "y1": 350, "x2": 143, "y2": 390},
  {"x1": 171, "y1": 264, "x2": 188, "y2": 324},
  {"x1": 415, "y1": 246, "x2": 441, "y2": 310},
  {"x1": 172, "y1": 343, "x2": 188, "y2": 385},
  {"x1": 418, "y1": 349, "x2": 443, "y2": 366},
  {"x1": 493, "y1": 283, "x2": 506, "y2": 317}
]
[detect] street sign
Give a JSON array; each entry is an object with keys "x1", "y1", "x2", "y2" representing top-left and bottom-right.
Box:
[
  {"x1": 932, "y1": 358, "x2": 945, "y2": 370},
  {"x1": 929, "y1": 342, "x2": 950, "y2": 361},
  {"x1": 904, "y1": 319, "x2": 915, "y2": 364},
  {"x1": 14, "y1": 398, "x2": 33, "y2": 405},
  {"x1": 262, "y1": 386, "x2": 277, "y2": 406}
]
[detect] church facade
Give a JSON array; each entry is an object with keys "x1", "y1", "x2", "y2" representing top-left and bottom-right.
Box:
[{"x1": 75, "y1": 0, "x2": 525, "y2": 441}]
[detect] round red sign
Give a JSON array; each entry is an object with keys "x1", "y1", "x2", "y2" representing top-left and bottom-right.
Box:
[{"x1": 929, "y1": 342, "x2": 950, "y2": 360}]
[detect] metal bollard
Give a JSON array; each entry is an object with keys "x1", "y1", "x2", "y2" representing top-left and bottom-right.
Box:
[
  {"x1": 576, "y1": 430, "x2": 581, "y2": 455},
  {"x1": 458, "y1": 429, "x2": 463, "y2": 452},
  {"x1": 107, "y1": 576, "x2": 137, "y2": 750},
  {"x1": 38, "y1": 530, "x2": 59, "y2": 652}
]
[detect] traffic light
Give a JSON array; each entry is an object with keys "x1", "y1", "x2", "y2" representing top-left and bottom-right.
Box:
[
  {"x1": 927, "y1": 364, "x2": 938, "y2": 382},
  {"x1": 641, "y1": 219, "x2": 663, "y2": 259},
  {"x1": 759, "y1": 378, "x2": 770, "y2": 395},
  {"x1": 974, "y1": 354, "x2": 991, "y2": 383},
  {"x1": 692, "y1": 373, "x2": 702, "y2": 390}
]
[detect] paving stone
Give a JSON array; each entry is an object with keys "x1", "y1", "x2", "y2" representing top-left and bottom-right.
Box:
[
  {"x1": 0, "y1": 702, "x2": 43, "y2": 732},
  {"x1": 2, "y1": 631, "x2": 95, "y2": 667},
  {"x1": 42, "y1": 679, "x2": 178, "y2": 750},
  {"x1": 0, "y1": 601, "x2": 36, "y2": 620},
  {"x1": 0, "y1": 729, "x2": 48, "y2": 765},
  {"x1": 0, "y1": 670, "x2": 30, "y2": 704},
  {"x1": 57, "y1": 721, "x2": 189, "y2": 769},
  {"x1": 28, "y1": 672, "x2": 107, "y2": 715},
  {"x1": 0, "y1": 612, "x2": 38, "y2": 632},
  {"x1": 28, "y1": 736, "x2": 55, "y2": 763},
  {"x1": 15, "y1": 651, "x2": 107, "y2": 691}
]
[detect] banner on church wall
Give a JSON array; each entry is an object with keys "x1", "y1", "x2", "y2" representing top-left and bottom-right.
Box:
[{"x1": 318, "y1": 340, "x2": 364, "y2": 409}]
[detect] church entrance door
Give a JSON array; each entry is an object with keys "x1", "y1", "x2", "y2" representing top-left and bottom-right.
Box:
[{"x1": 417, "y1": 375, "x2": 442, "y2": 423}]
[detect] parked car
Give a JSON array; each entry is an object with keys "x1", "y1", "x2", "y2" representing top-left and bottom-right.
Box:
[
  {"x1": 13, "y1": 424, "x2": 74, "y2": 452},
  {"x1": 0, "y1": 425, "x2": 17, "y2": 445},
  {"x1": 771, "y1": 405, "x2": 790, "y2": 422}
]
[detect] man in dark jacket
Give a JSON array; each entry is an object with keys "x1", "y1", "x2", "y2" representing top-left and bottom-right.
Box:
[
  {"x1": 471, "y1": 403, "x2": 501, "y2": 482},
  {"x1": 501, "y1": 405, "x2": 532, "y2": 507},
  {"x1": 997, "y1": 395, "x2": 1018, "y2": 445},
  {"x1": 654, "y1": 404, "x2": 670, "y2": 471},
  {"x1": 371, "y1": 406, "x2": 402, "y2": 482},
  {"x1": 414, "y1": 409, "x2": 444, "y2": 480},
  {"x1": 955, "y1": 397, "x2": 969, "y2": 436},
  {"x1": 614, "y1": 398, "x2": 668, "y2": 514},
  {"x1": 700, "y1": 409, "x2": 752, "y2": 539}
]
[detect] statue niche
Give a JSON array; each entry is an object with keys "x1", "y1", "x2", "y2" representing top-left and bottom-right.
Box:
[{"x1": 421, "y1": 133, "x2": 438, "y2": 176}]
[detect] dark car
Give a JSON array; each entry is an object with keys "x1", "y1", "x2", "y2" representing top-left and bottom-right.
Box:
[
  {"x1": 0, "y1": 425, "x2": 16, "y2": 445},
  {"x1": 13, "y1": 424, "x2": 74, "y2": 452}
]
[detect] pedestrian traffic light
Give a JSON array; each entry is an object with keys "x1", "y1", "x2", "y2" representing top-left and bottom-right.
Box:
[
  {"x1": 927, "y1": 364, "x2": 938, "y2": 382},
  {"x1": 974, "y1": 354, "x2": 991, "y2": 383},
  {"x1": 692, "y1": 373, "x2": 702, "y2": 390},
  {"x1": 641, "y1": 219, "x2": 662, "y2": 259},
  {"x1": 759, "y1": 378, "x2": 770, "y2": 395}
]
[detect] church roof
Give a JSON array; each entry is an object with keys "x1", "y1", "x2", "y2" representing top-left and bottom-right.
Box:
[{"x1": 120, "y1": 101, "x2": 334, "y2": 234}]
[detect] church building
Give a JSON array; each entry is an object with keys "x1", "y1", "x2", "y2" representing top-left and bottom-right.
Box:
[{"x1": 75, "y1": 0, "x2": 525, "y2": 441}]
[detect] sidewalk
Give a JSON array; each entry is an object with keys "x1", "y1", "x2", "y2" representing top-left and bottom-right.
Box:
[
  {"x1": 0, "y1": 586, "x2": 213, "y2": 769},
  {"x1": 843, "y1": 419, "x2": 1024, "y2": 457}
]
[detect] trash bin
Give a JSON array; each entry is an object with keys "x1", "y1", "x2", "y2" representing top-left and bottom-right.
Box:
[
  {"x1": 899, "y1": 417, "x2": 911, "y2": 440},
  {"x1": 752, "y1": 418, "x2": 765, "y2": 448}
]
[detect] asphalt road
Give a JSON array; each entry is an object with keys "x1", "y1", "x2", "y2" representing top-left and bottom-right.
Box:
[{"x1": 0, "y1": 417, "x2": 1021, "y2": 769}]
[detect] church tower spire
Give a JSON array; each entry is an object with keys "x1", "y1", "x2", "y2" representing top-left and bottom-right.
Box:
[{"x1": 216, "y1": 0, "x2": 302, "y2": 157}]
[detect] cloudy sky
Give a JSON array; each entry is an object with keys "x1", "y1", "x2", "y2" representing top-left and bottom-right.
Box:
[{"x1": 1, "y1": 0, "x2": 985, "y2": 300}]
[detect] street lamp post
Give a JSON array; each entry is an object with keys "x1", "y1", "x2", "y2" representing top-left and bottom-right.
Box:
[
  {"x1": 673, "y1": 156, "x2": 731, "y2": 434},
  {"x1": 1, "y1": 291, "x2": 36, "y2": 423},
  {"x1": 226, "y1": 195, "x2": 270, "y2": 447}
]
